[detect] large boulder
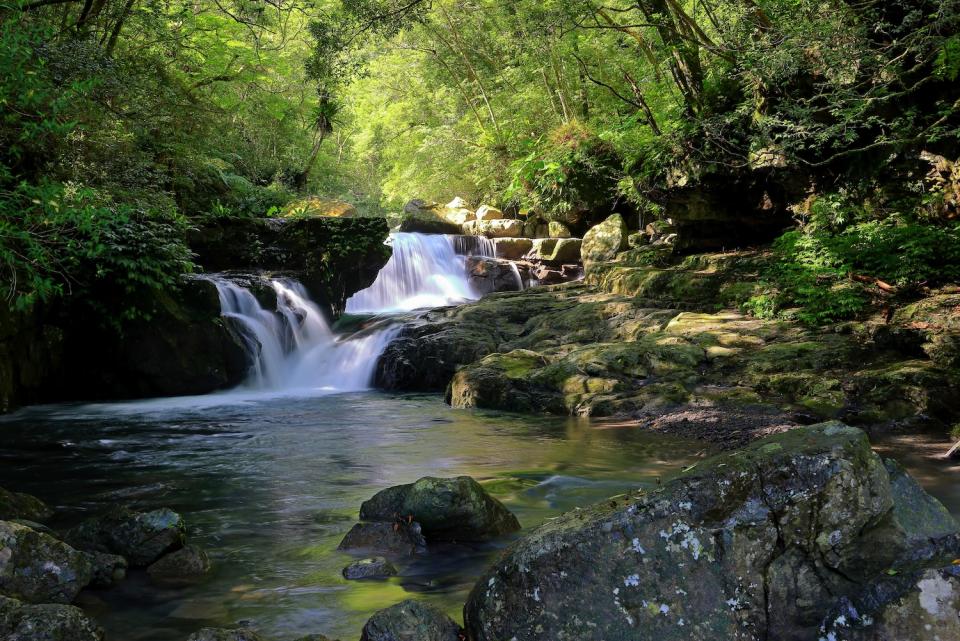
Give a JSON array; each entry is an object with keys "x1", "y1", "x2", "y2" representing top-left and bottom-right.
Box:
[
  {"x1": 463, "y1": 219, "x2": 524, "y2": 238},
  {"x1": 466, "y1": 257, "x2": 523, "y2": 296},
  {"x1": 0, "y1": 595, "x2": 104, "y2": 641},
  {"x1": 0, "y1": 488, "x2": 52, "y2": 523},
  {"x1": 527, "y1": 238, "x2": 582, "y2": 265},
  {"x1": 394, "y1": 200, "x2": 463, "y2": 234},
  {"x1": 493, "y1": 238, "x2": 533, "y2": 260},
  {"x1": 464, "y1": 423, "x2": 960, "y2": 641},
  {"x1": 360, "y1": 476, "x2": 520, "y2": 542},
  {"x1": 0, "y1": 521, "x2": 93, "y2": 604},
  {"x1": 361, "y1": 600, "x2": 461, "y2": 641},
  {"x1": 65, "y1": 507, "x2": 186, "y2": 567},
  {"x1": 581, "y1": 213, "x2": 629, "y2": 265}
]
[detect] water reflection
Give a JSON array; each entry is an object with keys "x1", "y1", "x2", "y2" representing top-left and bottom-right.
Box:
[{"x1": 0, "y1": 393, "x2": 705, "y2": 641}]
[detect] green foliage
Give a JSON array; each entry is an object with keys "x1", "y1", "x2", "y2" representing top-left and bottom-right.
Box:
[
  {"x1": 506, "y1": 121, "x2": 620, "y2": 222},
  {"x1": 747, "y1": 197, "x2": 960, "y2": 325}
]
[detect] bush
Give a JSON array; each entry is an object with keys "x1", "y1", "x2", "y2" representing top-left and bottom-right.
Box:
[
  {"x1": 746, "y1": 207, "x2": 960, "y2": 325},
  {"x1": 506, "y1": 121, "x2": 621, "y2": 226}
]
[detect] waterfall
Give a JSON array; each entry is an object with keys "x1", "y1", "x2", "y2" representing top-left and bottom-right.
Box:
[
  {"x1": 212, "y1": 277, "x2": 397, "y2": 393},
  {"x1": 345, "y1": 233, "x2": 493, "y2": 313}
]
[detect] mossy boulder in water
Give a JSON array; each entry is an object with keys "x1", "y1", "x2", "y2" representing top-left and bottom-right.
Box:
[
  {"x1": 0, "y1": 521, "x2": 93, "y2": 604},
  {"x1": 0, "y1": 595, "x2": 104, "y2": 641},
  {"x1": 581, "y1": 213, "x2": 628, "y2": 265},
  {"x1": 464, "y1": 423, "x2": 960, "y2": 641},
  {"x1": 342, "y1": 556, "x2": 397, "y2": 580},
  {"x1": 0, "y1": 487, "x2": 52, "y2": 523},
  {"x1": 65, "y1": 507, "x2": 186, "y2": 567},
  {"x1": 361, "y1": 599, "x2": 461, "y2": 641},
  {"x1": 360, "y1": 476, "x2": 520, "y2": 542}
]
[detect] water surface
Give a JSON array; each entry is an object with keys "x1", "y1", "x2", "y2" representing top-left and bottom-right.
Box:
[{"x1": 0, "y1": 392, "x2": 706, "y2": 640}]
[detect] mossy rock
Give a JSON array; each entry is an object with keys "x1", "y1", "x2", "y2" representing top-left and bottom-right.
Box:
[
  {"x1": 0, "y1": 488, "x2": 52, "y2": 523},
  {"x1": 360, "y1": 476, "x2": 520, "y2": 541}
]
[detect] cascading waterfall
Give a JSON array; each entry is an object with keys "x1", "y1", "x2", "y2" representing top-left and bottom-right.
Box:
[
  {"x1": 204, "y1": 232, "x2": 499, "y2": 394},
  {"x1": 345, "y1": 232, "x2": 494, "y2": 313},
  {"x1": 212, "y1": 277, "x2": 397, "y2": 393}
]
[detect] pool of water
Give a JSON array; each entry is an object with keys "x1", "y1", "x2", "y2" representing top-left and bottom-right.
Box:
[{"x1": 0, "y1": 392, "x2": 709, "y2": 640}]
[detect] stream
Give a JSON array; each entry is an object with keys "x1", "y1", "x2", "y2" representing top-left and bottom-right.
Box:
[
  {"x1": 0, "y1": 393, "x2": 706, "y2": 640},
  {"x1": 1, "y1": 231, "x2": 957, "y2": 640}
]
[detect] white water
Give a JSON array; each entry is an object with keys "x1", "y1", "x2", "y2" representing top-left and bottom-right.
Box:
[
  {"x1": 213, "y1": 278, "x2": 397, "y2": 393},
  {"x1": 200, "y1": 233, "x2": 493, "y2": 396},
  {"x1": 345, "y1": 232, "x2": 493, "y2": 313}
]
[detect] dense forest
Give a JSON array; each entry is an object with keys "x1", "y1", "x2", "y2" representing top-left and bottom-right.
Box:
[
  {"x1": 4, "y1": 2, "x2": 960, "y2": 641},
  {"x1": 2, "y1": 0, "x2": 959, "y2": 325}
]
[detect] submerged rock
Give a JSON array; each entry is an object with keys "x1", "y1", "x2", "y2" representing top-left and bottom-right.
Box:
[
  {"x1": 147, "y1": 545, "x2": 211, "y2": 585},
  {"x1": 186, "y1": 628, "x2": 267, "y2": 641},
  {"x1": 337, "y1": 522, "x2": 425, "y2": 556},
  {"x1": 581, "y1": 213, "x2": 629, "y2": 265},
  {"x1": 0, "y1": 487, "x2": 52, "y2": 522},
  {"x1": 0, "y1": 520, "x2": 93, "y2": 604},
  {"x1": 342, "y1": 557, "x2": 397, "y2": 580},
  {"x1": 0, "y1": 595, "x2": 104, "y2": 641},
  {"x1": 360, "y1": 599, "x2": 461, "y2": 641},
  {"x1": 360, "y1": 476, "x2": 520, "y2": 542},
  {"x1": 463, "y1": 423, "x2": 960, "y2": 641},
  {"x1": 85, "y1": 551, "x2": 128, "y2": 588},
  {"x1": 65, "y1": 507, "x2": 186, "y2": 567}
]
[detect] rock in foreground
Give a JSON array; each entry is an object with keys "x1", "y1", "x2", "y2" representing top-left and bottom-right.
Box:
[
  {"x1": 0, "y1": 520, "x2": 93, "y2": 604},
  {"x1": 360, "y1": 476, "x2": 520, "y2": 541},
  {"x1": 464, "y1": 423, "x2": 960, "y2": 641},
  {"x1": 0, "y1": 595, "x2": 104, "y2": 641},
  {"x1": 65, "y1": 507, "x2": 186, "y2": 567},
  {"x1": 0, "y1": 487, "x2": 52, "y2": 522},
  {"x1": 361, "y1": 599, "x2": 461, "y2": 641}
]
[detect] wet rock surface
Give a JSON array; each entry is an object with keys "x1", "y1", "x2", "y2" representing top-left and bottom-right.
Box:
[
  {"x1": 342, "y1": 557, "x2": 397, "y2": 580},
  {"x1": 337, "y1": 522, "x2": 425, "y2": 556},
  {"x1": 65, "y1": 507, "x2": 186, "y2": 567},
  {"x1": 85, "y1": 551, "x2": 128, "y2": 588},
  {"x1": 0, "y1": 595, "x2": 104, "y2": 641},
  {"x1": 0, "y1": 487, "x2": 52, "y2": 523},
  {"x1": 360, "y1": 476, "x2": 521, "y2": 542},
  {"x1": 360, "y1": 599, "x2": 462, "y2": 641},
  {"x1": 463, "y1": 423, "x2": 960, "y2": 641},
  {"x1": 147, "y1": 544, "x2": 211, "y2": 585},
  {"x1": 0, "y1": 520, "x2": 93, "y2": 604}
]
